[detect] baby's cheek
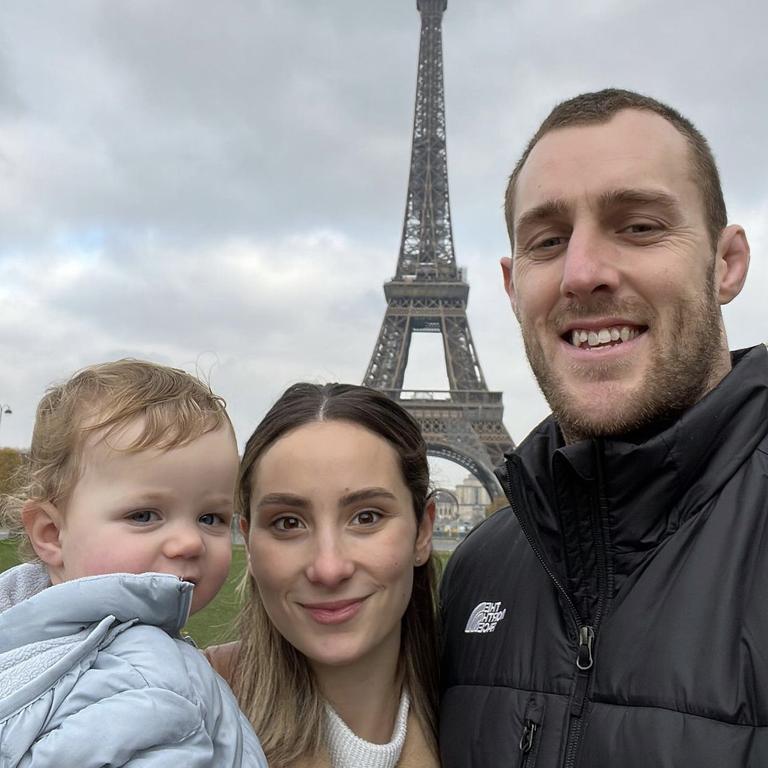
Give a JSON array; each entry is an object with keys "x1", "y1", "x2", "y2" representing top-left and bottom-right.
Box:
[{"x1": 75, "y1": 543, "x2": 146, "y2": 577}]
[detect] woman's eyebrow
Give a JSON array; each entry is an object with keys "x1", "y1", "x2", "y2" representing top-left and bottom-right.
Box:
[
  {"x1": 255, "y1": 493, "x2": 309, "y2": 511},
  {"x1": 339, "y1": 488, "x2": 398, "y2": 507}
]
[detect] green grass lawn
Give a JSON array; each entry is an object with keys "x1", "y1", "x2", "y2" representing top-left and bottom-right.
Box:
[
  {"x1": 0, "y1": 539, "x2": 453, "y2": 648},
  {"x1": 0, "y1": 539, "x2": 18, "y2": 573}
]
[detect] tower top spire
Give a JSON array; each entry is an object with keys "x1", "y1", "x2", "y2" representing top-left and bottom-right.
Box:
[
  {"x1": 417, "y1": 0, "x2": 447, "y2": 12},
  {"x1": 397, "y1": 0, "x2": 456, "y2": 281}
]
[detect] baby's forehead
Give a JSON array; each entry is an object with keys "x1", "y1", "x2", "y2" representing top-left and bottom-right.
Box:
[{"x1": 79, "y1": 414, "x2": 150, "y2": 456}]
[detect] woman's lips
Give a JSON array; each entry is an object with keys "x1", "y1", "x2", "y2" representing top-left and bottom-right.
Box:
[{"x1": 301, "y1": 597, "x2": 367, "y2": 625}]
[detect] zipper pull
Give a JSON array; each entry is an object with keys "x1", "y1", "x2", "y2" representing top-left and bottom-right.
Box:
[
  {"x1": 576, "y1": 625, "x2": 594, "y2": 670},
  {"x1": 519, "y1": 720, "x2": 537, "y2": 753}
]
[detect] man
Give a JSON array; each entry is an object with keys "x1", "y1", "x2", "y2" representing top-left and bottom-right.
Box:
[{"x1": 440, "y1": 88, "x2": 766, "y2": 767}]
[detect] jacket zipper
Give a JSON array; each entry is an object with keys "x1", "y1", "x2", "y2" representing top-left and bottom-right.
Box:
[
  {"x1": 503, "y1": 453, "x2": 608, "y2": 768},
  {"x1": 520, "y1": 719, "x2": 540, "y2": 768},
  {"x1": 519, "y1": 695, "x2": 545, "y2": 768}
]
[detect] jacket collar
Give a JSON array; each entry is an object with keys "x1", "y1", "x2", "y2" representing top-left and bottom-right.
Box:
[
  {"x1": 502, "y1": 345, "x2": 768, "y2": 557},
  {"x1": 0, "y1": 564, "x2": 193, "y2": 653}
]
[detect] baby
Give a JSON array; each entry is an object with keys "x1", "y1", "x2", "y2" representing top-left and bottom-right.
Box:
[{"x1": 0, "y1": 359, "x2": 267, "y2": 767}]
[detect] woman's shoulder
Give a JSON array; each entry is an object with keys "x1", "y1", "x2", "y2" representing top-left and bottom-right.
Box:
[{"x1": 204, "y1": 640, "x2": 242, "y2": 683}]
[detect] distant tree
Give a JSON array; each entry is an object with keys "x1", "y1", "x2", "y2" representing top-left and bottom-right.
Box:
[
  {"x1": 0, "y1": 448, "x2": 24, "y2": 497},
  {"x1": 485, "y1": 495, "x2": 508, "y2": 518}
]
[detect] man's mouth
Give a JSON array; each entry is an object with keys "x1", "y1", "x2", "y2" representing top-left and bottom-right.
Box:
[{"x1": 564, "y1": 324, "x2": 647, "y2": 350}]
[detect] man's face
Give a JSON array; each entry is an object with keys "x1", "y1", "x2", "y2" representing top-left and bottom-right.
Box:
[{"x1": 504, "y1": 109, "x2": 734, "y2": 442}]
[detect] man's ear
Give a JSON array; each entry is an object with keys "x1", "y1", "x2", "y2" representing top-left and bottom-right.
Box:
[
  {"x1": 21, "y1": 501, "x2": 64, "y2": 569},
  {"x1": 414, "y1": 496, "x2": 435, "y2": 565},
  {"x1": 500, "y1": 256, "x2": 519, "y2": 318},
  {"x1": 715, "y1": 225, "x2": 750, "y2": 305}
]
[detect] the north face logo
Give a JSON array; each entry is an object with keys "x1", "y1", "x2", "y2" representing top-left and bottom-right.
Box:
[{"x1": 464, "y1": 601, "x2": 507, "y2": 634}]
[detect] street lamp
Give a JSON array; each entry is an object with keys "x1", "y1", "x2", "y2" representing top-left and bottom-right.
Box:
[{"x1": 0, "y1": 404, "x2": 12, "y2": 436}]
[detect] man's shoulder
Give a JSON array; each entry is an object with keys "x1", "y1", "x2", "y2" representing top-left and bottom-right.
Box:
[
  {"x1": 441, "y1": 506, "x2": 527, "y2": 594},
  {"x1": 456, "y1": 504, "x2": 522, "y2": 554}
]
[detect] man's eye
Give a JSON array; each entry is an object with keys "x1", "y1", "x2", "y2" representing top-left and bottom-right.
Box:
[
  {"x1": 273, "y1": 516, "x2": 305, "y2": 532},
  {"x1": 622, "y1": 222, "x2": 657, "y2": 234},
  {"x1": 351, "y1": 509, "x2": 383, "y2": 526},
  {"x1": 127, "y1": 510, "x2": 159, "y2": 524},
  {"x1": 535, "y1": 236, "x2": 566, "y2": 249}
]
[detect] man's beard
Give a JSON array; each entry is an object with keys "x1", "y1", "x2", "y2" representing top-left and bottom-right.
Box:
[{"x1": 521, "y1": 267, "x2": 726, "y2": 443}]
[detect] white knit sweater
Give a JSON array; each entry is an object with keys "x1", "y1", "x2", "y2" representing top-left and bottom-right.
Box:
[{"x1": 325, "y1": 691, "x2": 410, "y2": 768}]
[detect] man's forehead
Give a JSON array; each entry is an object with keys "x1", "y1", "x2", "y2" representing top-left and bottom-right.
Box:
[{"x1": 513, "y1": 109, "x2": 695, "y2": 222}]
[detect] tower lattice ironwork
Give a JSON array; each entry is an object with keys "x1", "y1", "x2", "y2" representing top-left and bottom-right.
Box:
[{"x1": 363, "y1": 0, "x2": 513, "y2": 498}]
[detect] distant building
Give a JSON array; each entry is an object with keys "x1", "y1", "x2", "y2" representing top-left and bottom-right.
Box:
[
  {"x1": 435, "y1": 492, "x2": 458, "y2": 521},
  {"x1": 455, "y1": 475, "x2": 490, "y2": 525}
]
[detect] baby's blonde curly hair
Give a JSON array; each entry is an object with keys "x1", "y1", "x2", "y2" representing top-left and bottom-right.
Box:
[{"x1": 1, "y1": 359, "x2": 230, "y2": 561}]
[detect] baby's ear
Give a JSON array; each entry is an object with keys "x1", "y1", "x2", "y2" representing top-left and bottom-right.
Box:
[{"x1": 22, "y1": 501, "x2": 64, "y2": 569}]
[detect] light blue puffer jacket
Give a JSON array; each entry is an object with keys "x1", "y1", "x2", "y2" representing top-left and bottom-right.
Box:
[{"x1": 0, "y1": 563, "x2": 268, "y2": 767}]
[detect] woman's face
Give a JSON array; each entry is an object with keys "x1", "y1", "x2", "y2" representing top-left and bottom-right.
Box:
[{"x1": 243, "y1": 420, "x2": 433, "y2": 676}]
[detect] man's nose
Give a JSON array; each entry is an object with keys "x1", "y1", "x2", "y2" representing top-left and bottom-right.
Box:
[
  {"x1": 560, "y1": 226, "x2": 620, "y2": 300},
  {"x1": 305, "y1": 533, "x2": 354, "y2": 587},
  {"x1": 163, "y1": 524, "x2": 205, "y2": 559}
]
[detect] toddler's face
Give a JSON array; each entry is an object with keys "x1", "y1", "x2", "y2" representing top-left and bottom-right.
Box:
[{"x1": 51, "y1": 420, "x2": 238, "y2": 615}]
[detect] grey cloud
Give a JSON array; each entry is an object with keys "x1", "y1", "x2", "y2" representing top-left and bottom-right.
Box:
[{"x1": 0, "y1": 0, "x2": 766, "y2": 454}]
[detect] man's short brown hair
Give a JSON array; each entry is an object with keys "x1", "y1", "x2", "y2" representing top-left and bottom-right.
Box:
[{"x1": 504, "y1": 88, "x2": 727, "y2": 250}]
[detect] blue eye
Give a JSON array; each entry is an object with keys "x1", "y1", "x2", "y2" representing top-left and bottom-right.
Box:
[
  {"x1": 127, "y1": 510, "x2": 159, "y2": 524},
  {"x1": 200, "y1": 513, "x2": 226, "y2": 527}
]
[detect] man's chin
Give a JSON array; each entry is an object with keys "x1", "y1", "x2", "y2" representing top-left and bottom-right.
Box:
[{"x1": 546, "y1": 381, "x2": 651, "y2": 443}]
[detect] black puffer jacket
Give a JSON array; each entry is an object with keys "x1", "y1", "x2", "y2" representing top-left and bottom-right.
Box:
[{"x1": 440, "y1": 345, "x2": 768, "y2": 767}]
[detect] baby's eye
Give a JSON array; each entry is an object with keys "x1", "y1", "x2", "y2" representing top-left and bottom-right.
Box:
[
  {"x1": 273, "y1": 516, "x2": 306, "y2": 532},
  {"x1": 127, "y1": 510, "x2": 159, "y2": 524},
  {"x1": 351, "y1": 509, "x2": 382, "y2": 526},
  {"x1": 199, "y1": 512, "x2": 229, "y2": 527}
]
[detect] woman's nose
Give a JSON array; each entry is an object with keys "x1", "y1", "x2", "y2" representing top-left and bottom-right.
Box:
[{"x1": 305, "y1": 534, "x2": 354, "y2": 586}]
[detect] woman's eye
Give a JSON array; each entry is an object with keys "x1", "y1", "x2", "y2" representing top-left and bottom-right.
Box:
[
  {"x1": 352, "y1": 509, "x2": 382, "y2": 526},
  {"x1": 273, "y1": 516, "x2": 305, "y2": 532},
  {"x1": 127, "y1": 510, "x2": 159, "y2": 524}
]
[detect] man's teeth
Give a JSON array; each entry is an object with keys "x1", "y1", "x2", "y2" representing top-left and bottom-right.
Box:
[{"x1": 570, "y1": 326, "x2": 640, "y2": 348}]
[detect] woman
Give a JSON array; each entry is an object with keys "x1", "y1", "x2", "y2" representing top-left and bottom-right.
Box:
[{"x1": 207, "y1": 383, "x2": 440, "y2": 768}]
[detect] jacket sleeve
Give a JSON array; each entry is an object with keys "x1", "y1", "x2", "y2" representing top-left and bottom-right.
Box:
[
  {"x1": 21, "y1": 687, "x2": 219, "y2": 767},
  {"x1": 183, "y1": 640, "x2": 269, "y2": 768}
]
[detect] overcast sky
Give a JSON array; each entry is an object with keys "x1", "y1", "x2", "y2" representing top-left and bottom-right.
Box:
[{"x1": 1, "y1": 0, "x2": 766, "y2": 487}]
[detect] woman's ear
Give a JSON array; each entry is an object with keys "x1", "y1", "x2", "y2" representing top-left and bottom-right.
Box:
[
  {"x1": 414, "y1": 495, "x2": 435, "y2": 565},
  {"x1": 22, "y1": 500, "x2": 64, "y2": 570}
]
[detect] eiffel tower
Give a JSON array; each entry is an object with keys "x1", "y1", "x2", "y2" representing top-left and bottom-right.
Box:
[{"x1": 363, "y1": 0, "x2": 513, "y2": 498}]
